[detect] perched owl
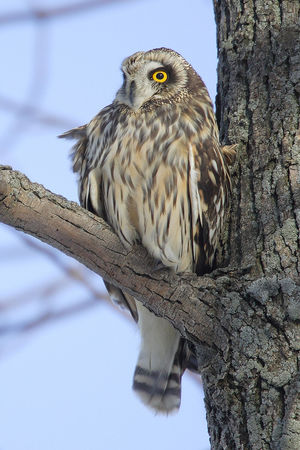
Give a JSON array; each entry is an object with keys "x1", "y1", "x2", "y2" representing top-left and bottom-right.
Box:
[{"x1": 60, "y1": 48, "x2": 232, "y2": 413}]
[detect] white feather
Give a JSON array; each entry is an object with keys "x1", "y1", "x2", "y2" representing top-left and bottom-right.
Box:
[{"x1": 188, "y1": 144, "x2": 203, "y2": 264}]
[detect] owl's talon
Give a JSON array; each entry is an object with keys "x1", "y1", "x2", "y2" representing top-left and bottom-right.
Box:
[{"x1": 151, "y1": 261, "x2": 166, "y2": 272}]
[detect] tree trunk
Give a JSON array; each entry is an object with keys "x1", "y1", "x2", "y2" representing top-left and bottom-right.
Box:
[
  {"x1": 202, "y1": 1, "x2": 300, "y2": 448},
  {"x1": 0, "y1": 1, "x2": 299, "y2": 448}
]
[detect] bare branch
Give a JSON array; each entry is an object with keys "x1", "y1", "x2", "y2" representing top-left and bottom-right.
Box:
[
  {"x1": 0, "y1": 276, "x2": 76, "y2": 311},
  {"x1": 0, "y1": 22, "x2": 50, "y2": 154},
  {"x1": 0, "y1": 0, "x2": 135, "y2": 26},
  {"x1": 0, "y1": 165, "x2": 234, "y2": 350},
  {"x1": 0, "y1": 297, "x2": 100, "y2": 334},
  {"x1": 0, "y1": 95, "x2": 76, "y2": 130}
]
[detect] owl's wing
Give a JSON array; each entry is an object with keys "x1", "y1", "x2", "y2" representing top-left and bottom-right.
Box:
[
  {"x1": 221, "y1": 144, "x2": 237, "y2": 166},
  {"x1": 58, "y1": 125, "x2": 138, "y2": 322},
  {"x1": 103, "y1": 282, "x2": 138, "y2": 322},
  {"x1": 188, "y1": 139, "x2": 231, "y2": 275}
]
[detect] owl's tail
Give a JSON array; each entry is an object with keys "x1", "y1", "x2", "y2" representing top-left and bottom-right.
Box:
[{"x1": 133, "y1": 303, "x2": 183, "y2": 414}]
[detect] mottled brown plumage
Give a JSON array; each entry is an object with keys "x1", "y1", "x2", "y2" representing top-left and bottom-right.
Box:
[{"x1": 60, "y1": 48, "x2": 233, "y2": 413}]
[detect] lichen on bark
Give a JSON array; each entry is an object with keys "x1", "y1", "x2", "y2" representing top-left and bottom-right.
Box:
[{"x1": 204, "y1": 1, "x2": 300, "y2": 448}]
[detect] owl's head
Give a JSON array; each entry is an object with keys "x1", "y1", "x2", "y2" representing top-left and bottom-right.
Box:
[{"x1": 115, "y1": 48, "x2": 203, "y2": 111}]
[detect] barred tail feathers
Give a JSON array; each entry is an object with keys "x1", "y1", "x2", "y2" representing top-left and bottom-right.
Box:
[{"x1": 133, "y1": 303, "x2": 182, "y2": 414}]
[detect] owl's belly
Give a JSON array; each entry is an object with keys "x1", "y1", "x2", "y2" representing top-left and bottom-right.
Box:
[{"x1": 102, "y1": 148, "x2": 193, "y2": 273}]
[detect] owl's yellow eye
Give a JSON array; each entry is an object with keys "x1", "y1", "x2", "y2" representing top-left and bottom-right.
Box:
[{"x1": 152, "y1": 70, "x2": 168, "y2": 83}]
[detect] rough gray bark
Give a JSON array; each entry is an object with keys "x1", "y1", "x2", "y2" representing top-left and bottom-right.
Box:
[
  {"x1": 0, "y1": 1, "x2": 299, "y2": 448},
  {"x1": 206, "y1": 1, "x2": 300, "y2": 448}
]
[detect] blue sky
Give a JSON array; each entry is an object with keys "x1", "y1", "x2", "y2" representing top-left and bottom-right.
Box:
[{"x1": 0, "y1": 1, "x2": 217, "y2": 449}]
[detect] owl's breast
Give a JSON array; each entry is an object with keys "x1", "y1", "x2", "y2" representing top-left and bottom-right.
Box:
[
  {"x1": 97, "y1": 114, "x2": 194, "y2": 271},
  {"x1": 89, "y1": 104, "x2": 228, "y2": 274}
]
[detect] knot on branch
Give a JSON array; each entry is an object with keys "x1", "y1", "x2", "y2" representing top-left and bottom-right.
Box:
[{"x1": 0, "y1": 167, "x2": 10, "y2": 200}]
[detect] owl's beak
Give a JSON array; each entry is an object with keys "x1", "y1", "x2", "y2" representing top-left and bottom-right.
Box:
[
  {"x1": 115, "y1": 77, "x2": 149, "y2": 110},
  {"x1": 126, "y1": 80, "x2": 145, "y2": 110}
]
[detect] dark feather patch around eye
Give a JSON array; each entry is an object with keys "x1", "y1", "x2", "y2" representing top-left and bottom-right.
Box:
[{"x1": 163, "y1": 64, "x2": 176, "y2": 83}]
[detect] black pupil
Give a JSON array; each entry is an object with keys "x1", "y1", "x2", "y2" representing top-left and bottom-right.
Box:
[{"x1": 156, "y1": 72, "x2": 165, "y2": 79}]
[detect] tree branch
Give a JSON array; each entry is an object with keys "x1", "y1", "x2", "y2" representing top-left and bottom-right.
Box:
[
  {"x1": 0, "y1": 165, "x2": 235, "y2": 351},
  {"x1": 0, "y1": 0, "x2": 133, "y2": 25}
]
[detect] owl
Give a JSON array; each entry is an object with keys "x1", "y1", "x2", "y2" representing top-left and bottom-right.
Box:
[{"x1": 59, "y1": 48, "x2": 233, "y2": 413}]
